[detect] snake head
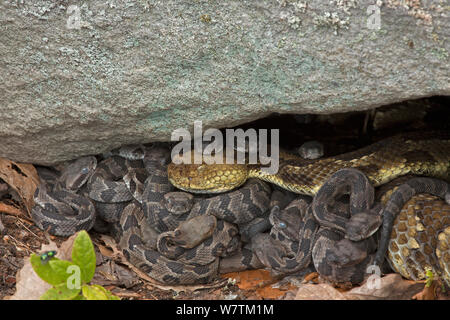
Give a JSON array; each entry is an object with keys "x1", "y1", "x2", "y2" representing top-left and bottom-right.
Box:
[
  {"x1": 345, "y1": 204, "x2": 383, "y2": 241},
  {"x1": 164, "y1": 192, "x2": 194, "y2": 214},
  {"x1": 58, "y1": 156, "x2": 97, "y2": 191},
  {"x1": 167, "y1": 151, "x2": 249, "y2": 193},
  {"x1": 159, "y1": 215, "x2": 217, "y2": 250}
]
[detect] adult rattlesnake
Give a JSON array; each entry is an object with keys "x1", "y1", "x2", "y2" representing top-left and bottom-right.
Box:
[{"x1": 31, "y1": 131, "x2": 450, "y2": 285}]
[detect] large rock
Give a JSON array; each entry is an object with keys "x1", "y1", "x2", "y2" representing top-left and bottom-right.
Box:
[{"x1": 0, "y1": 0, "x2": 448, "y2": 164}]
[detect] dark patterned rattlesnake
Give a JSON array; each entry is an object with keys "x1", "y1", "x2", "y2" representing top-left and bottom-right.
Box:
[
  {"x1": 249, "y1": 169, "x2": 450, "y2": 286},
  {"x1": 167, "y1": 131, "x2": 450, "y2": 284},
  {"x1": 32, "y1": 157, "x2": 97, "y2": 236},
  {"x1": 33, "y1": 144, "x2": 272, "y2": 284},
  {"x1": 117, "y1": 145, "x2": 271, "y2": 284},
  {"x1": 251, "y1": 168, "x2": 382, "y2": 284},
  {"x1": 31, "y1": 131, "x2": 450, "y2": 285}
]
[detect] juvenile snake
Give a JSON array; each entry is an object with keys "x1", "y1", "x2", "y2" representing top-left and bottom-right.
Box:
[
  {"x1": 168, "y1": 132, "x2": 450, "y2": 283},
  {"x1": 31, "y1": 131, "x2": 450, "y2": 285},
  {"x1": 252, "y1": 168, "x2": 382, "y2": 284},
  {"x1": 32, "y1": 157, "x2": 97, "y2": 236},
  {"x1": 110, "y1": 145, "x2": 272, "y2": 284},
  {"x1": 33, "y1": 144, "x2": 272, "y2": 284}
]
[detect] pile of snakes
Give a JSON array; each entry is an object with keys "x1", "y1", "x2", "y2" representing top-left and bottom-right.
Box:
[{"x1": 31, "y1": 131, "x2": 450, "y2": 286}]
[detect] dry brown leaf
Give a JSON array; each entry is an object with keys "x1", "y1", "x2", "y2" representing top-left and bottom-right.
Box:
[
  {"x1": 5, "y1": 233, "x2": 81, "y2": 300},
  {"x1": 222, "y1": 269, "x2": 275, "y2": 290},
  {"x1": 96, "y1": 242, "x2": 115, "y2": 258},
  {"x1": 412, "y1": 281, "x2": 438, "y2": 300},
  {"x1": 0, "y1": 202, "x2": 25, "y2": 217},
  {"x1": 221, "y1": 269, "x2": 295, "y2": 299},
  {"x1": 303, "y1": 272, "x2": 320, "y2": 284},
  {"x1": 294, "y1": 283, "x2": 349, "y2": 300},
  {"x1": 0, "y1": 158, "x2": 40, "y2": 214},
  {"x1": 4, "y1": 241, "x2": 59, "y2": 300},
  {"x1": 345, "y1": 273, "x2": 424, "y2": 300}
]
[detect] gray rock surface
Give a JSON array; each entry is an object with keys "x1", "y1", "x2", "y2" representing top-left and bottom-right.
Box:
[{"x1": 0, "y1": 0, "x2": 448, "y2": 164}]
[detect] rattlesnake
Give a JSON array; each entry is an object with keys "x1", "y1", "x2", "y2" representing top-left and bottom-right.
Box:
[
  {"x1": 250, "y1": 169, "x2": 450, "y2": 285},
  {"x1": 374, "y1": 177, "x2": 450, "y2": 286},
  {"x1": 117, "y1": 145, "x2": 272, "y2": 284},
  {"x1": 168, "y1": 131, "x2": 449, "y2": 284},
  {"x1": 168, "y1": 131, "x2": 449, "y2": 195},
  {"x1": 31, "y1": 131, "x2": 450, "y2": 285},
  {"x1": 252, "y1": 168, "x2": 382, "y2": 284},
  {"x1": 33, "y1": 144, "x2": 272, "y2": 284},
  {"x1": 32, "y1": 157, "x2": 97, "y2": 236}
]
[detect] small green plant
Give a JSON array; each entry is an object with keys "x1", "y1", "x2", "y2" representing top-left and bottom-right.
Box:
[
  {"x1": 424, "y1": 268, "x2": 447, "y2": 293},
  {"x1": 425, "y1": 268, "x2": 434, "y2": 288},
  {"x1": 31, "y1": 230, "x2": 119, "y2": 300}
]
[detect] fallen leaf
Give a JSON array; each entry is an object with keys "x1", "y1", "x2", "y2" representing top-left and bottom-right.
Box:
[
  {"x1": 94, "y1": 260, "x2": 139, "y2": 288},
  {"x1": 4, "y1": 234, "x2": 76, "y2": 300},
  {"x1": 345, "y1": 273, "x2": 424, "y2": 300},
  {"x1": 412, "y1": 281, "x2": 438, "y2": 300},
  {"x1": 96, "y1": 242, "x2": 114, "y2": 258},
  {"x1": 222, "y1": 269, "x2": 275, "y2": 290},
  {"x1": 303, "y1": 272, "x2": 319, "y2": 284},
  {"x1": 5, "y1": 241, "x2": 59, "y2": 300},
  {"x1": 0, "y1": 202, "x2": 26, "y2": 218},
  {"x1": 221, "y1": 269, "x2": 295, "y2": 299},
  {"x1": 293, "y1": 283, "x2": 349, "y2": 300},
  {"x1": 0, "y1": 158, "x2": 40, "y2": 214}
]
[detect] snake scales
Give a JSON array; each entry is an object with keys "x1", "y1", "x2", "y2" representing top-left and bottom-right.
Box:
[
  {"x1": 168, "y1": 131, "x2": 450, "y2": 284},
  {"x1": 31, "y1": 131, "x2": 450, "y2": 285},
  {"x1": 33, "y1": 145, "x2": 271, "y2": 284},
  {"x1": 168, "y1": 131, "x2": 449, "y2": 195}
]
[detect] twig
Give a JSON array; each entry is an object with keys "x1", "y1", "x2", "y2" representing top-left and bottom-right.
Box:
[
  {"x1": 14, "y1": 218, "x2": 46, "y2": 243},
  {"x1": 5, "y1": 234, "x2": 33, "y2": 255},
  {"x1": 0, "y1": 202, "x2": 30, "y2": 221},
  {"x1": 0, "y1": 256, "x2": 21, "y2": 270}
]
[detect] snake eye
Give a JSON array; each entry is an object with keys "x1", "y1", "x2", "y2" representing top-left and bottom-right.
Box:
[
  {"x1": 81, "y1": 167, "x2": 89, "y2": 174},
  {"x1": 278, "y1": 222, "x2": 287, "y2": 229}
]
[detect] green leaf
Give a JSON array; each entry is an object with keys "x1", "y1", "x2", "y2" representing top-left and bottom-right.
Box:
[
  {"x1": 425, "y1": 269, "x2": 434, "y2": 288},
  {"x1": 81, "y1": 284, "x2": 109, "y2": 300},
  {"x1": 72, "y1": 230, "x2": 96, "y2": 283},
  {"x1": 40, "y1": 283, "x2": 80, "y2": 300},
  {"x1": 30, "y1": 254, "x2": 74, "y2": 286},
  {"x1": 108, "y1": 294, "x2": 121, "y2": 300},
  {"x1": 91, "y1": 284, "x2": 120, "y2": 300}
]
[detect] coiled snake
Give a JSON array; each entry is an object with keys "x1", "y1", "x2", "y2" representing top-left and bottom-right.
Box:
[
  {"x1": 33, "y1": 145, "x2": 272, "y2": 284},
  {"x1": 31, "y1": 131, "x2": 450, "y2": 285},
  {"x1": 168, "y1": 131, "x2": 450, "y2": 284}
]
